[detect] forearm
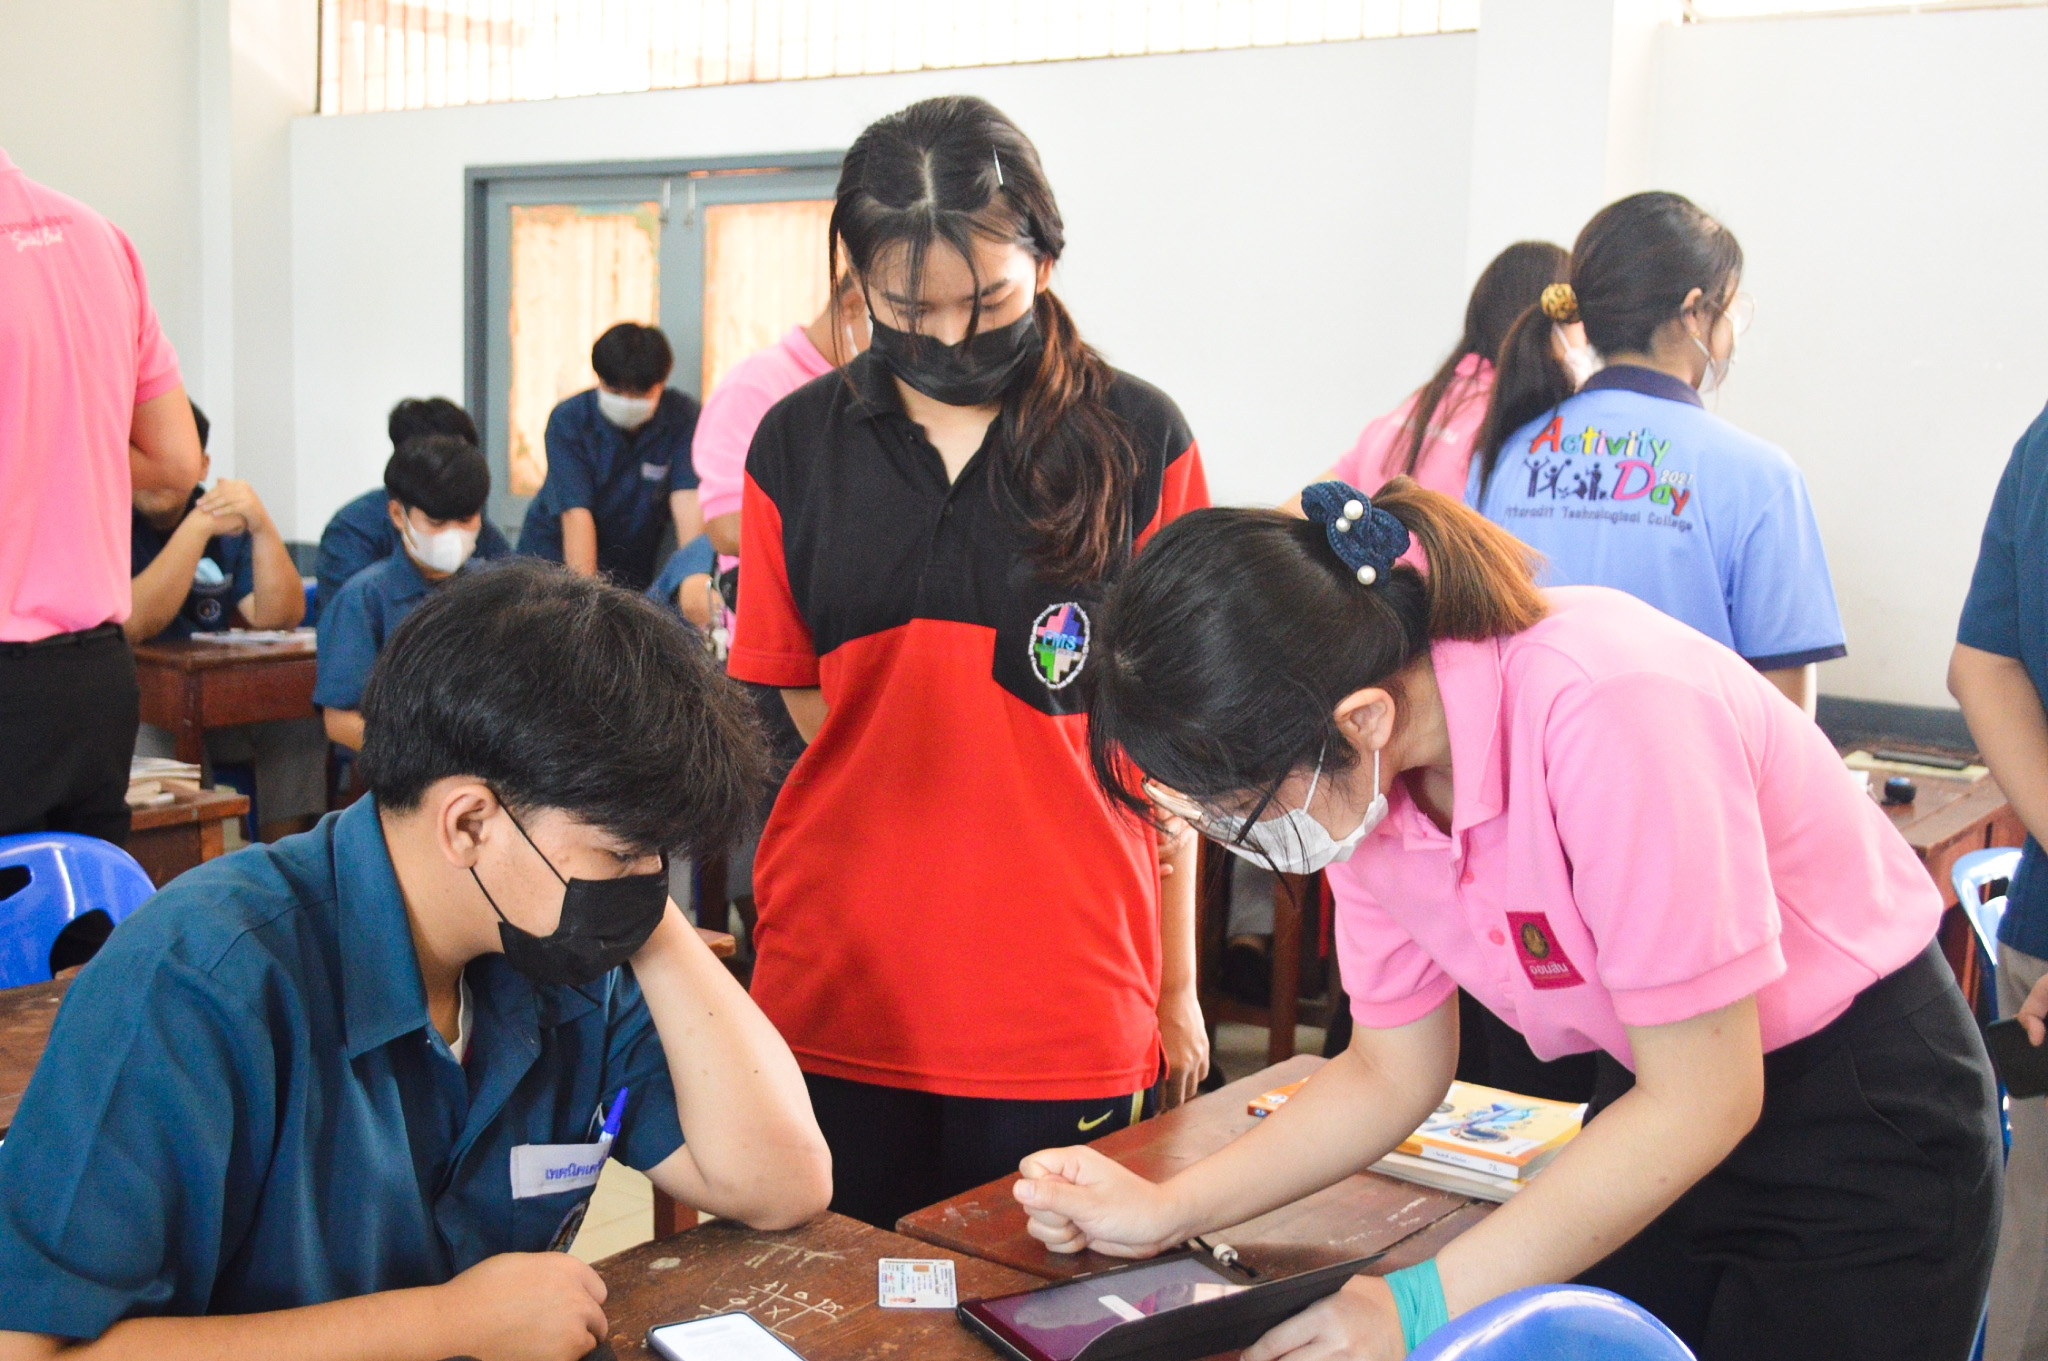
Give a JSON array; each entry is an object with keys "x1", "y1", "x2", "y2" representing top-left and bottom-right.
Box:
[
  {"x1": 669, "y1": 490, "x2": 703, "y2": 547},
  {"x1": 1760, "y1": 662, "x2": 1816, "y2": 717},
  {"x1": 323, "y1": 708, "x2": 366, "y2": 750},
  {"x1": 632, "y1": 906, "x2": 830, "y2": 1228},
  {"x1": 124, "y1": 523, "x2": 212, "y2": 643},
  {"x1": 4, "y1": 1284, "x2": 461, "y2": 1361},
  {"x1": 1951, "y1": 644, "x2": 2048, "y2": 845},
  {"x1": 1158, "y1": 1004, "x2": 1454, "y2": 1239},
  {"x1": 781, "y1": 688, "x2": 826, "y2": 744},
  {"x1": 1435, "y1": 999, "x2": 1761, "y2": 1317},
  {"x1": 244, "y1": 526, "x2": 306, "y2": 629},
  {"x1": 705, "y1": 512, "x2": 741, "y2": 558},
  {"x1": 561, "y1": 510, "x2": 598, "y2": 577},
  {"x1": 1159, "y1": 836, "x2": 1197, "y2": 996}
]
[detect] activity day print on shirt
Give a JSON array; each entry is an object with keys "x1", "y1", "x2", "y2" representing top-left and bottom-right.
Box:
[{"x1": 1499, "y1": 414, "x2": 1696, "y2": 531}]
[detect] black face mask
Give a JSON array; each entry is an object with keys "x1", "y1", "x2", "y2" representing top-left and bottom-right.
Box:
[
  {"x1": 867, "y1": 308, "x2": 1043, "y2": 407},
  {"x1": 470, "y1": 810, "x2": 669, "y2": 988}
]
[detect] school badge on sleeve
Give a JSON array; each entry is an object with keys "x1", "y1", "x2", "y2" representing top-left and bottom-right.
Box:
[
  {"x1": 1505, "y1": 911, "x2": 1586, "y2": 990},
  {"x1": 1028, "y1": 601, "x2": 1090, "y2": 690}
]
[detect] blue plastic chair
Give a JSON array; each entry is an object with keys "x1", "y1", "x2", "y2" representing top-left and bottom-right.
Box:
[
  {"x1": 1410, "y1": 1286, "x2": 1695, "y2": 1361},
  {"x1": 0, "y1": 833, "x2": 155, "y2": 988},
  {"x1": 1954, "y1": 847, "x2": 2021, "y2": 970}
]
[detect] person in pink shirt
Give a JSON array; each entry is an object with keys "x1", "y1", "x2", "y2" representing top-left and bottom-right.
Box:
[
  {"x1": 1284, "y1": 242, "x2": 1581, "y2": 509},
  {"x1": 693, "y1": 274, "x2": 869, "y2": 565},
  {"x1": 0, "y1": 147, "x2": 204, "y2": 844},
  {"x1": 1011, "y1": 480, "x2": 1999, "y2": 1361}
]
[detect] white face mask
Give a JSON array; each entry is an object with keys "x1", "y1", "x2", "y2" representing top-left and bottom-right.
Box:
[
  {"x1": 1223, "y1": 748, "x2": 1388, "y2": 876},
  {"x1": 597, "y1": 388, "x2": 658, "y2": 430},
  {"x1": 1689, "y1": 312, "x2": 1735, "y2": 395},
  {"x1": 402, "y1": 518, "x2": 478, "y2": 575}
]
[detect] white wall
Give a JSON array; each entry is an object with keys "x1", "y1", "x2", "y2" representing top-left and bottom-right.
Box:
[
  {"x1": 288, "y1": 36, "x2": 1479, "y2": 533},
  {"x1": 0, "y1": 0, "x2": 205, "y2": 391},
  {"x1": 1650, "y1": 5, "x2": 2048, "y2": 705}
]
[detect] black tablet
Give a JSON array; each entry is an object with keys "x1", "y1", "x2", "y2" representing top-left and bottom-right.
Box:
[{"x1": 957, "y1": 1251, "x2": 1379, "y2": 1361}]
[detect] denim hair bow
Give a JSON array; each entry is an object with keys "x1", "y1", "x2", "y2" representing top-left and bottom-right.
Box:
[{"x1": 1299, "y1": 480, "x2": 1409, "y2": 586}]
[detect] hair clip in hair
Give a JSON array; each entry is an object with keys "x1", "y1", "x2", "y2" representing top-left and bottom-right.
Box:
[
  {"x1": 1299, "y1": 481, "x2": 1408, "y2": 588},
  {"x1": 992, "y1": 150, "x2": 1005, "y2": 187},
  {"x1": 1540, "y1": 282, "x2": 1580, "y2": 324}
]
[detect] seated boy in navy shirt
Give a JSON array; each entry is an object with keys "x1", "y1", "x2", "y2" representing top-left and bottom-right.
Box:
[
  {"x1": 317, "y1": 435, "x2": 491, "y2": 751},
  {"x1": 129, "y1": 400, "x2": 325, "y2": 838},
  {"x1": 127, "y1": 400, "x2": 303, "y2": 642},
  {"x1": 0, "y1": 560, "x2": 831, "y2": 1360},
  {"x1": 313, "y1": 397, "x2": 513, "y2": 622},
  {"x1": 519, "y1": 322, "x2": 702, "y2": 591}
]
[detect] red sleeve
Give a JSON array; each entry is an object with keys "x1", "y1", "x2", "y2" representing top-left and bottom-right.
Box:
[
  {"x1": 1136, "y1": 441, "x2": 1209, "y2": 550},
  {"x1": 728, "y1": 472, "x2": 819, "y2": 688}
]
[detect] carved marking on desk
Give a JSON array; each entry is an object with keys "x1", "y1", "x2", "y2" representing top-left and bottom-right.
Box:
[
  {"x1": 697, "y1": 1278, "x2": 854, "y2": 1339},
  {"x1": 649, "y1": 1257, "x2": 682, "y2": 1270},
  {"x1": 741, "y1": 1239, "x2": 846, "y2": 1270}
]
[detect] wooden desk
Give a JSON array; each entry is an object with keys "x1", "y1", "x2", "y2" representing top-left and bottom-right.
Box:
[
  {"x1": 133, "y1": 635, "x2": 319, "y2": 766},
  {"x1": 0, "y1": 975, "x2": 70, "y2": 1138},
  {"x1": 127, "y1": 785, "x2": 250, "y2": 887},
  {"x1": 595, "y1": 1212, "x2": 1039, "y2": 1360},
  {"x1": 898, "y1": 1055, "x2": 1487, "y2": 1282}
]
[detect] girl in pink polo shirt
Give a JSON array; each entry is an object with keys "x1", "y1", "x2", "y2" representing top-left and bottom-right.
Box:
[{"x1": 1013, "y1": 480, "x2": 1998, "y2": 1361}]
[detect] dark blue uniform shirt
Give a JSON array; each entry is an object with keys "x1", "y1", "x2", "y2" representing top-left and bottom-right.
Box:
[
  {"x1": 313, "y1": 488, "x2": 512, "y2": 623},
  {"x1": 518, "y1": 387, "x2": 701, "y2": 591},
  {"x1": 0, "y1": 796, "x2": 684, "y2": 1340},
  {"x1": 313, "y1": 551, "x2": 476, "y2": 711},
  {"x1": 128, "y1": 491, "x2": 255, "y2": 640},
  {"x1": 1959, "y1": 399, "x2": 2048, "y2": 958}
]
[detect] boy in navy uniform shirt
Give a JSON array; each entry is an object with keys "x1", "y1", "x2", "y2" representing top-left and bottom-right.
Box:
[
  {"x1": 0, "y1": 561, "x2": 831, "y2": 1360},
  {"x1": 313, "y1": 397, "x2": 513, "y2": 621},
  {"x1": 126, "y1": 401, "x2": 304, "y2": 643},
  {"x1": 129, "y1": 401, "x2": 325, "y2": 839},
  {"x1": 317, "y1": 435, "x2": 490, "y2": 751},
  {"x1": 519, "y1": 322, "x2": 702, "y2": 591}
]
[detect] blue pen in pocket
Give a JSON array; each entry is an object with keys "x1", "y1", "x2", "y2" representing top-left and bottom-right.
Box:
[{"x1": 546, "y1": 1086, "x2": 628, "y2": 1253}]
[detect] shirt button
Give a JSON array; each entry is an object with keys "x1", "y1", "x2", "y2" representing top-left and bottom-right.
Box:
[
  {"x1": 1488, "y1": 928, "x2": 1506, "y2": 946},
  {"x1": 1461, "y1": 868, "x2": 1476, "y2": 886}
]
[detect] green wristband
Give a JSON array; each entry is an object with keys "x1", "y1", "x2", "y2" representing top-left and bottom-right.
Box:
[{"x1": 1385, "y1": 1260, "x2": 1450, "y2": 1353}]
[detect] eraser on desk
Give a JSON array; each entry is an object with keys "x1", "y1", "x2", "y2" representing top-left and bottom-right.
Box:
[{"x1": 878, "y1": 1258, "x2": 957, "y2": 1309}]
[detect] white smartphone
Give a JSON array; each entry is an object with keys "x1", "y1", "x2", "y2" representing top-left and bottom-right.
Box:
[{"x1": 644, "y1": 1311, "x2": 808, "y2": 1361}]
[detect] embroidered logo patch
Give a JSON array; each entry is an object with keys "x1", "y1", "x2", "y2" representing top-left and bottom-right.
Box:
[
  {"x1": 1029, "y1": 602, "x2": 1090, "y2": 690},
  {"x1": 1504, "y1": 911, "x2": 1585, "y2": 990}
]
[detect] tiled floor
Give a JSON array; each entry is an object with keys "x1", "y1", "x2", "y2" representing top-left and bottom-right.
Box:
[{"x1": 565, "y1": 1020, "x2": 1329, "y2": 1264}]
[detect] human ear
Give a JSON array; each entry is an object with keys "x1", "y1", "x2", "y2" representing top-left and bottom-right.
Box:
[
  {"x1": 1332, "y1": 687, "x2": 1397, "y2": 759},
  {"x1": 436, "y1": 780, "x2": 501, "y2": 871},
  {"x1": 1033, "y1": 255, "x2": 1054, "y2": 293}
]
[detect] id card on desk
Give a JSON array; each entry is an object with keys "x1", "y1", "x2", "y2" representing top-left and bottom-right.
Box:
[{"x1": 878, "y1": 1257, "x2": 957, "y2": 1309}]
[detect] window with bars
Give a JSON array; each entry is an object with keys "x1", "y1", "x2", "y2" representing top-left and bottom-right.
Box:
[{"x1": 317, "y1": 0, "x2": 1478, "y2": 114}]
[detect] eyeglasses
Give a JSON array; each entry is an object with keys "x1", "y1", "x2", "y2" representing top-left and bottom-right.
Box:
[
  {"x1": 1724, "y1": 291, "x2": 1756, "y2": 338},
  {"x1": 1144, "y1": 779, "x2": 1276, "y2": 849}
]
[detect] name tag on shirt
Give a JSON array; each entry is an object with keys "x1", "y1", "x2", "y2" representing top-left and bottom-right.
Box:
[
  {"x1": 509, "y1": 1136, "x2": 611, "y2": 1199},
  {"x1": 640, "y1": 462, "x2": 669, "y2": 482}
]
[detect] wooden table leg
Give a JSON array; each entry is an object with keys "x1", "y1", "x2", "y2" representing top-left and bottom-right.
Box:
[
  {"x1": 1268, "y1": 873, "x2": 1304, "y2": 1065},
  {"x1": 174, "y1": 672, "x2": 207, "y2": 767},
  {"x1": 652, "y1": 1188, "x2": 696, "y2": 1239}
]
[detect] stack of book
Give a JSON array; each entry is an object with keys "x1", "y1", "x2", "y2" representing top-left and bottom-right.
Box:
[
  {"x1": 128, "y1": 756, "x2": 203, "y2": 810},
  {"x1": 1249, "y1": 1078, "x2": 1585, "y2": 1203}
]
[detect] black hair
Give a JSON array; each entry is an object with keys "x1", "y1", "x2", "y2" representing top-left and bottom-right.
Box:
[
  {"x1": 1383, "y1": 242, "x2": 1569, "y2": 482},
  {"x1": 1086, "y1": 480, "x2": 1545, "y2": 818},
  {"x1": 1476, "y1": 192, "x2": 1743, "y2": 487},
  {"x1": 833, "y1": 94, "x2": 1136, "y2": 585},
  {"x1": 387, "y1": 396, "x2": 479, "y2": 450},
  {"x1": 384, "y1": 434, "x2": 490, "y2": 522},
  {"x1": 591, "y1": 323, "x2": 674, "y2": 393},
  {"x1": 358, "y1": 559, "x2": 767, "y2": 856},
  {"x1": 188, "y1": 398, "x2": 210, "y2": 452}
]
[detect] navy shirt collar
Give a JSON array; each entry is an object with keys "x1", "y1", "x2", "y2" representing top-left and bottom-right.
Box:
[
  {"x1": 1582, "y1": 363, "x2": 1704, "y2": 410},
  {"x1": 334, "y1": 797, "x2": 598, "y2": 1062}
]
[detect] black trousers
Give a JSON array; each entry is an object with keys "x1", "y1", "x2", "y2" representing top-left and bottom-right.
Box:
[
  {"x1": 805, "y1": 1072, "x2": 1159, "y2": 1230},
  {"x1": 0, "y1": 627, "x2": 137, "y2": 845},
  {"x1": 1577, "y1": 941, "x2": 2003, "y2": 1361}
]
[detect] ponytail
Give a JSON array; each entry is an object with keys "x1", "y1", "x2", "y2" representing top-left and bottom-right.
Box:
[
  {"x1": 1085, "y1": 478, "x2": 1546, "y2": 820},
  {"x1": 1474, "y1": 304, "x2": 1575, "y2": 489}
]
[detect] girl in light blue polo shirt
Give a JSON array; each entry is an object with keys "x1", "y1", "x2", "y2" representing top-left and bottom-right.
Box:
[{"x1": 1469, "y1": 191, "x2": 1844, "y2": 713}]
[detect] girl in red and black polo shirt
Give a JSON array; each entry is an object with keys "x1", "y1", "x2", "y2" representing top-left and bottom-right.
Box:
[{"x1": 730, "y1": 95, "x2": 1210, "y2": 1228}]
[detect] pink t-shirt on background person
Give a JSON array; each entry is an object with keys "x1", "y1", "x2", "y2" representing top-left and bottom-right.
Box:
[
  {"x1": 1331, "y1": 353, "x2": 1493, "y2": 501},
  {"x1": 692, "y1": 324, "x2": 835, "y2": 572},
  {"x1": 0, "y1": 148, "x2": 182, "y2": 642},
  {"x1": 1330, "y1": 586, "x2": 1941, "y2": 1068}
]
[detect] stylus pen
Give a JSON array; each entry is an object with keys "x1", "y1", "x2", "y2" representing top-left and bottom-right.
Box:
[{"x1": 1189, "y1": 1237, "x2": 1259, "y2": 1278}]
